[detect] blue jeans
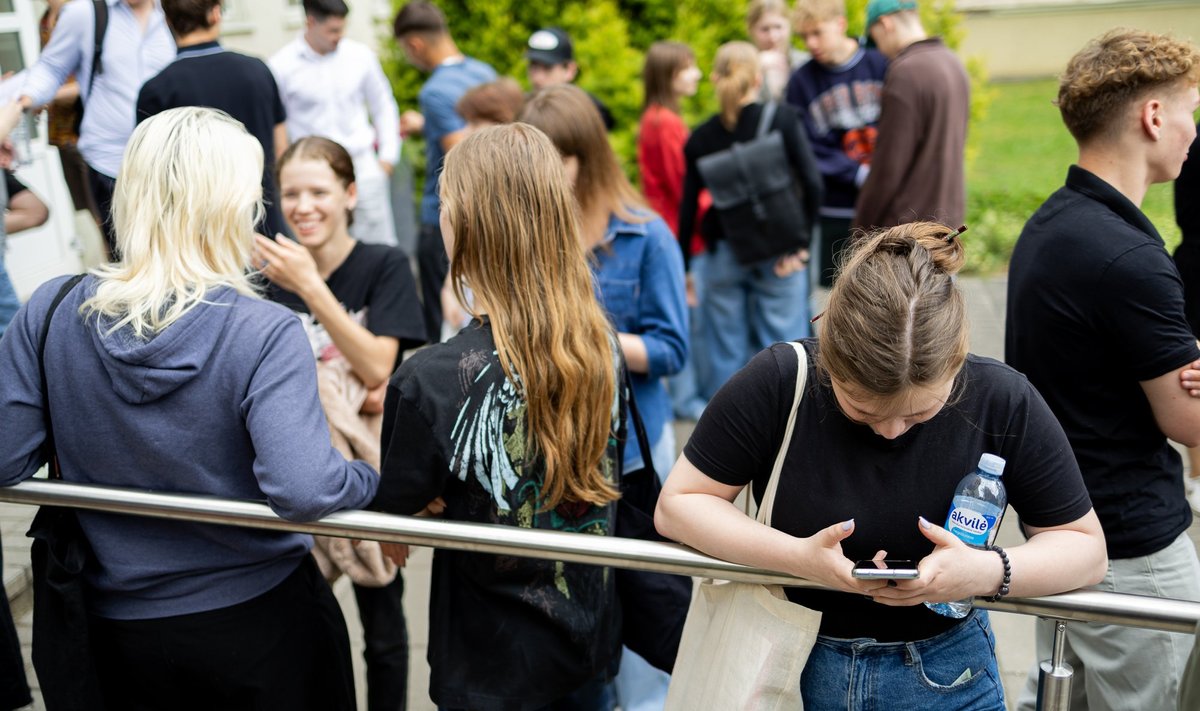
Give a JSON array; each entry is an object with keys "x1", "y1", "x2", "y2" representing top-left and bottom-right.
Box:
[
  {"x1": 801, "y1": 610, "x2": 1005, "y2": 711},
  {"x1": 667, "y1": 253, "x2": 709, "y2": 421},
  {"x1": 0, "y1": 259, "x2": 20, "y2": 339},
  {"x1": 699, "y1": 241, "x2": 809, "y2": 399}
]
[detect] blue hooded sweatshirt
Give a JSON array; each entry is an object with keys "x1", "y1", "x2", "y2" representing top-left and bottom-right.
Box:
[{"x1": 0, "y1": 275, "x2": 378, "y2": 620}]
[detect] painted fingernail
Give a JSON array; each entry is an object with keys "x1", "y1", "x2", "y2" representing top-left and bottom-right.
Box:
[
  {"x1": 919, "y1": 516, "x2": 932, "y2": 530},
  {"x1": 841, "y1": 519, "x2": 855, "y2": 531},
  {"x1": 887, "y1": 580, "x2": 898, "y2": 587}
]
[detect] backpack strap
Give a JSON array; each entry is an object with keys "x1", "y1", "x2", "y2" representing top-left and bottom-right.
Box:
[
  {"x1": 38, "y1": 275, "x2": 86, "y2": 480},
  {"x1": 85, "y1": 0, "x2": 108, "y2": 101},
  {"x1": 756, "y1": 101, "x2": 779, "y2": 139}
]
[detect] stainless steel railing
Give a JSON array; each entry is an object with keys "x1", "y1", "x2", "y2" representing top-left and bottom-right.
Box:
[{"x1": 2, "y1": 479, "x2": 1198, "y2": 709}]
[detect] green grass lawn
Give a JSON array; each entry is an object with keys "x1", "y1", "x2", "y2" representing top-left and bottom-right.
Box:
[{"x1": 965, "y1": 79, "x2": 1180, "y2": 274}]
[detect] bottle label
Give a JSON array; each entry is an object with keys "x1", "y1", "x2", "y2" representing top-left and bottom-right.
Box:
[{"x1": 945, "y1": 506, "x2": 996, "y2": 547}]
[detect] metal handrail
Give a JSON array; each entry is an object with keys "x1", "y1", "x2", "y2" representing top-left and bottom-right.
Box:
[{"x1": 1, "y1": 479, "x2": 1198, "y2": 634}]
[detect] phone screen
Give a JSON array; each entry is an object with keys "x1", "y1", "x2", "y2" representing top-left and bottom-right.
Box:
[{"x1": 851, "y1": 559, "x2": 920, "y2": 580}]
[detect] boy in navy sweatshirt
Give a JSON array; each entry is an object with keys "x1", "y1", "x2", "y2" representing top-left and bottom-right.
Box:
[{"x1": 785, "y1": 0, "x2": 887, "y2": 287}]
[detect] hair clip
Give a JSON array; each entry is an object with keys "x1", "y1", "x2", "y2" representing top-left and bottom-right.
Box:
[
  {"x1": 944, "y1": 225, "x2": 968, "y2": 242},
  {"x1": 810, "y1": 311, "x2": 824, "y2": 324}
]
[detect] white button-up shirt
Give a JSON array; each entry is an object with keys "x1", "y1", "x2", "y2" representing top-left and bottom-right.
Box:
[
  {"x1": 22, "y1": 0, "x2": 175, "y2": 178},
  {"x1": 269, "y1": 36, "x2": 401, "y2": 169}
]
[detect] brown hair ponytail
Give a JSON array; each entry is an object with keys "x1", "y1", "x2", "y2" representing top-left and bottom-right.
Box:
[{"x1": 818, "y1": 221, "x2": 969, "y2": 401}]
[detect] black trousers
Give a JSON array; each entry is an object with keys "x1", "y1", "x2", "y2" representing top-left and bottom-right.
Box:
[
  {"x1": 816, "y1": 215, "x2": 853, "y2": 289},
  {"x1": 90, "y1": 557, "x2": 356, "y2": 711},
  {"x1": 354, "y1": 573, "x2": 409, "y2": 711},
  {"x1": 418, "y1": 223, "x2": 450, "y2": 343},
  {"x1": 86, "y1": 164, "x2": 117, "y2": 261},
  {"x1": 0, "y1": 540, "x2": 32, "y2": 711}
]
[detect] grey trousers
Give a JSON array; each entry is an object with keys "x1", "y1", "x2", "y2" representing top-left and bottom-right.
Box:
[{"x1": 1017, "y1": 532, "x2": 1200, "y2": 711}]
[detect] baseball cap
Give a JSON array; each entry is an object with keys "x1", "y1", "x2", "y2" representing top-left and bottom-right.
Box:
[
  {"x1": 863, "y1": 0, "x2": 917, "y2": 47},
  {"x1": 526, "y1": 27, "x2": 574, "y2": 66}
]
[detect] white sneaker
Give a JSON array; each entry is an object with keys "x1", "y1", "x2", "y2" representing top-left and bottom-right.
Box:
[{"x1": 1187, "y1": 478, "x2": 1200, "y2": 516}]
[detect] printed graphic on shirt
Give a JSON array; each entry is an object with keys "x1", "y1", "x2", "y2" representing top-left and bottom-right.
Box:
[
  {"x1": 296, "y1": 306, "x2": 368, "y2": 362},
  {"x1": 448, "y1": 346, "x2": 619, "y2": 539},
  {"x1": 807, "y1": 80, "x2": 882, "y2": 148}
]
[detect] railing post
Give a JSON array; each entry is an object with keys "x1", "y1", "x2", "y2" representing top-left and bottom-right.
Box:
[{"x1": 1036, "y1": 618, "x2": 1073, "y2": 711}]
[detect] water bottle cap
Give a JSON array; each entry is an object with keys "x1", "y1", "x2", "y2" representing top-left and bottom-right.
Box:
[{"x1": 978, "y1": 453, "x2": 1006, "y2": 476}]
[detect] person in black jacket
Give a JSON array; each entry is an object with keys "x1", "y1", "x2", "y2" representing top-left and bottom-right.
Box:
[{"x1": 678, "y1": 40, "x2": 822, "y2": 399}]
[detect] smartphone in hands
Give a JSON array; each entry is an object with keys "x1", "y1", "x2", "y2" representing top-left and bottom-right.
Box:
[{"x1": 851, "y1": 559, "x2": 920, "y2": 580}]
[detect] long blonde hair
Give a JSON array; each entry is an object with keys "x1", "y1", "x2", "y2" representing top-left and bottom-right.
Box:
[
  {"x1": 440, "y1": 123, "x2": 620, "y2": 509},
  {"x1": 819, "y1": 222, "x2": 969, "y2": 404},
  {"x1": 82, "y1": 107, "x2": 264, "y2": 338},
  {"x1": 519, "y1": 84, "x2": 647, "y2": 223},
  {"x1": 712, "y1": 41, "x2": 762, "y2": 129}
]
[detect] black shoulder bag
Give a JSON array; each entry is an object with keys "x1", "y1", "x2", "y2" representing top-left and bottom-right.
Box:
[
  {"x1": 70, "y1": 0, "x2": 109, "y2": 136},
  {"x1": 695, "y1": 102, "x2": 811, "y2": 266},
  {"x1": 25, "y1": 274, "x2": 106, "y2": 710},
  {"x1": 614, "y1": 370, "x2": 692, "y2": 673}
]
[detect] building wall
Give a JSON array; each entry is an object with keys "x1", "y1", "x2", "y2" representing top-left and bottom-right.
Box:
[
  {"x1": 959, "y1": 0, "x2": 1200, "y2": 80},
  {"x1": 221, "y1": 0, "x2": 393, "y2": 59}
]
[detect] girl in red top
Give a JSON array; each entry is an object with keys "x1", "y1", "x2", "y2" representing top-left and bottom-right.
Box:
[
  {"x1": 638, "y1": 41, "x2": 700, "y2": 246},
  {"x1": 638, "y1": 41, "x2": 711, "y2": 422}
]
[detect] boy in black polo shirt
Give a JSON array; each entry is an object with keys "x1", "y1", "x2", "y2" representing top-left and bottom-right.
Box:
[
  {"x1": 1006, "y1": 29, "x2": 1200, "y2": 711},
  {"x1": 136, "y1": 0, "x2": 288, "y2": 238}
]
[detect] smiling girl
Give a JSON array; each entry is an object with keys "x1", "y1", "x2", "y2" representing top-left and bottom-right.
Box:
[{"x1": 259, "y1": 136, "x2": 426, "y2": 711}]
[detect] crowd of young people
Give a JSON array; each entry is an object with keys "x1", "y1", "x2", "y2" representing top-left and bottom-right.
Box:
[{"x1": 3, "y1": 1, "x2": 1200, "y2": 710}]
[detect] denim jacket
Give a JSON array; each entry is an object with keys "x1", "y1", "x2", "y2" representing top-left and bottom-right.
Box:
[{"x1": 591, "y1": 212, "x2": 688, "y2": 466}]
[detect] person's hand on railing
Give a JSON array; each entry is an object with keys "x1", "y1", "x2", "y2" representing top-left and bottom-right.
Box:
[
  {"x1": 795, "y1": 518, "x2": 891, "y2": 596},
  {"x1": 867, "y1": 516, "x2": 1003, "y2": 607},
  {"x1": 415, "y1": 496, "x2": 446, "y2": 517},
  {"x1": 380, "y1": 542, "x2": 410, "y2": 568}
]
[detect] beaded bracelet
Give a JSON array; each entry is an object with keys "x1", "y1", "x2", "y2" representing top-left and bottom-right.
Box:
[{"x1": 985, "y1": 544, "x2": 1011, "y2": 602}]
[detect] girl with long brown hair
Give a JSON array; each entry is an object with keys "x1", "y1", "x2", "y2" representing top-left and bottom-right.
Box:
[
  {"x1": 373, "y1": 123, "x2": 625, "y2": 711},
  {"x1": 521, "y1": 80, "x2": 688, "y2": 711},
  {"x1": 656, "y1": 222, "x2": 1106, "y2": 709}
]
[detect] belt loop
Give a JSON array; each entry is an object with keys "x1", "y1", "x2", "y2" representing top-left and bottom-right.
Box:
[{"x1": 903, "y1": 642, "x2": 918, "y2": 666}]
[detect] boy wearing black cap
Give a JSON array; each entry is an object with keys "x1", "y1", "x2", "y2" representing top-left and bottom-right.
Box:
[
  {"x1": 852, "y1": 0, "x2": 968, "y2": 231},
  {"x1": 525, "y1": 27, "x2": 615, "y2": 130}
]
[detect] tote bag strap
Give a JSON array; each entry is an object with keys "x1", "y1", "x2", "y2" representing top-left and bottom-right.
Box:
[{"x1": 756, "y1": 341, "x2": 808, "y2": 527}]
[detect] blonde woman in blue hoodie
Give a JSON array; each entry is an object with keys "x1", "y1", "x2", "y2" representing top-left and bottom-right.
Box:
[{"x1": 0, "y1": 107, "x2": 376, "y2": 710}]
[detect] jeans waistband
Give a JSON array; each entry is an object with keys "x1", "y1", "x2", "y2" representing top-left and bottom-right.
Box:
[{"x1": 815, "y1": 609, "x2": 989, "y2": 658}]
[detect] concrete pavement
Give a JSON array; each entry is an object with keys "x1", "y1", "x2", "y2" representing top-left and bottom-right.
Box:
[{"x1": 4, "y1": 273, "x2": 1199, "y2": 710}]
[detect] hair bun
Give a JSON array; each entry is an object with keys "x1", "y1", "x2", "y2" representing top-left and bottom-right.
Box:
[{"x1": 862, "y1": 221, "x2": 966, "y2": 276}]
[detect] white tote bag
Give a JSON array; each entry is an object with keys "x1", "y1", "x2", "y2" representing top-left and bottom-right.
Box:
[{"x1": 664, "y1": 342, "x2": 821, "y2": 711}]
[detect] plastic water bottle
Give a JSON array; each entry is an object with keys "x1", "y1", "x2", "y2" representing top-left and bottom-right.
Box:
[{"x1": 925, "y1": 453, "x2": 1007, "y2": 619}]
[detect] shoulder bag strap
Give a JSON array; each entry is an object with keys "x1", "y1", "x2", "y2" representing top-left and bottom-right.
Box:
[
  {"x1": 39, "y1": 275, "x2": 86, "y2": 480},
  {"x1": 86, "y1": 0, "x2": 108, "y2": 100},
  {"x1": 622, "y1": 366, "x2": 656, "y2": 480},
  {"x1": 756, "y1": 341, "x2": 808, "y2": 526}
]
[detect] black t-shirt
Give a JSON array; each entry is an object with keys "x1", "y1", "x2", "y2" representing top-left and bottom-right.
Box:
[
  {"x1": 266, "y1": 241, "x2": 425, "y2": 360},
  {"x1": 685, "y1": 340, "x2": 1092, "y2": 642},
  {"x1": 1006, "y1": 165, "x2": 1199, "y2": 559},
  {"x1": 374, "y1": 320, "x2": 624, "y2": 710},
  {"x1": 136, "y1": 42, "x2": 289, "y2": 239}
]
